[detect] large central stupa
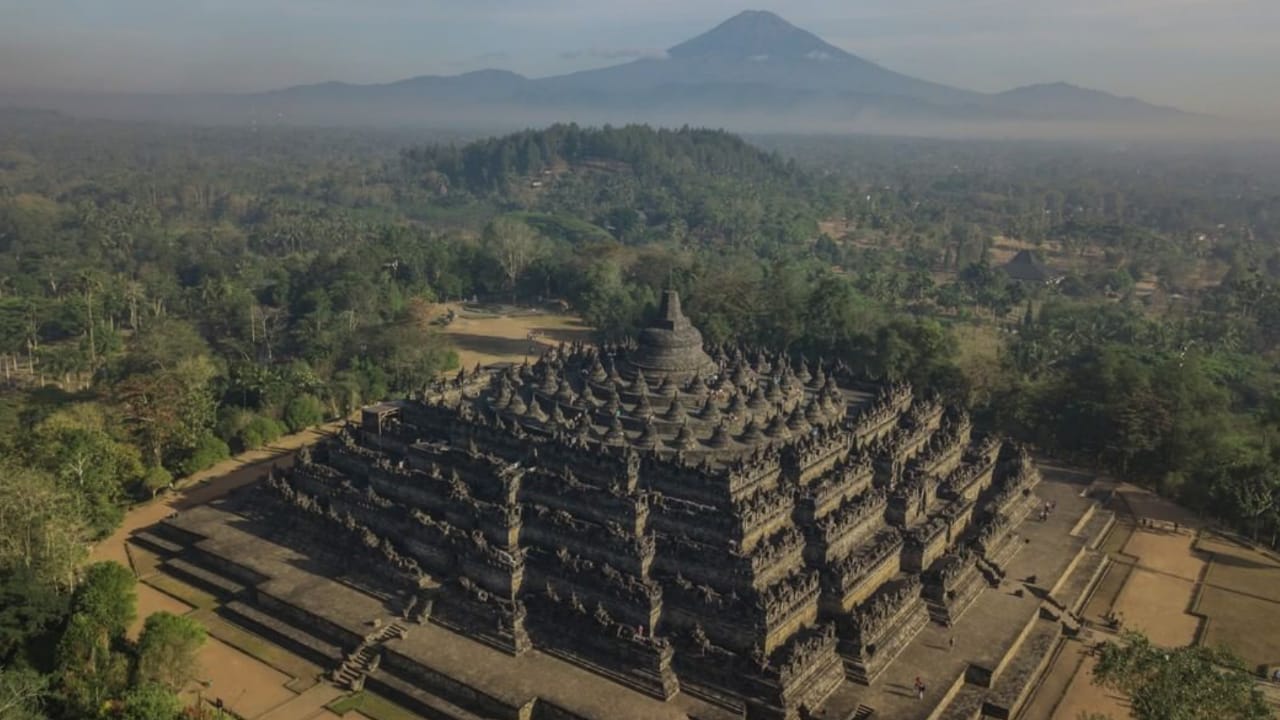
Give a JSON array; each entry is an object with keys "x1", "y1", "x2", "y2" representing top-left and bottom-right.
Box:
[{"x1": 624, "y1": 290, "x2": 718, "y2": 381}]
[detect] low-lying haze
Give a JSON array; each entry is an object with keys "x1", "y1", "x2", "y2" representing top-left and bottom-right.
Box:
[{"x1": 3, "y1": 0, "x2": 1278, "y2": 119}]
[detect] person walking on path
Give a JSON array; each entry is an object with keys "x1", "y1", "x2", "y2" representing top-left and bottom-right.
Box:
[
  {"x1": 914, "y1": 677, "x2": 926, "y2": 699},
  {"x1": 948, "y1": 636, "x2": 955, "y2": 652}
]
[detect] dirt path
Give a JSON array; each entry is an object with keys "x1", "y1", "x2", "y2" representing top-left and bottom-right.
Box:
[
  {"x1": 91, "y1": 422, "x2": 343, "y2": 719},
  {"x1": 91, "y1": 422, "x2": 342, "y2": 569}
]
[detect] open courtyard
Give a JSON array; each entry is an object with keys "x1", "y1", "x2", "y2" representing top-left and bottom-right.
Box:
[{"x1": 1022, "y1": 482, "x2": 1280, "y2": 719}]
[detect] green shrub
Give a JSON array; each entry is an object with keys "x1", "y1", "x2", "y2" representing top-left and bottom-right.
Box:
[
  {"x1": 138, "y1": 465, "x2": 172, "y2": 498},
  {"x1": 178, "y1": 434, "x2": 230, "y2": 476},
  {"x1": 214, "y1": 406, "x2": 253, "y2": 445},
  {"x1": 283, "y1": 394, "x2": 326, "y2": 432},
  {"x1": 241, "y1": 415, "x2": 286, "y2": 449}
]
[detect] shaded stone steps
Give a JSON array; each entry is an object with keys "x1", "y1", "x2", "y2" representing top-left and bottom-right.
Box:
[
  {"x1": 1072, "y1": 503, "x2": 1117, "y2": 551},
  {"x1": 935, "y1": 684, "x2": 986, "y2": 720},
  {"x1": 974, "y1": 556, "x2": 1005, "y2": 588},
  {"x1": 160, "y1": 557, "x2": 245, "y2": 597},
  {"x1": 932, "y1": 614, "x2": 1062, "y2": 720},
  {"x1": 842, "y1": 600, "x2": 930, "y2": 686},
  {"x1": 333, "y1": 621, "x2": 408, "y2": 690},
  {"x1": 129, "y1": 530, "x2": 183, "y2": 555},
  {"x1": 982, "y1": 533, "x2": 1024, "y2": 578},
  {"x1": 365, "y1": 669, "x2": 490, "y2": 720},
  {"x1": 982, "y1": 618, "x2": 1061, "y2": 719},
  {"x1": 1049, "y1": 549, "x2": 1110, "y2": 618},
  {"x1": 335, "y1": 644, "x2": 379, "y2": 690},
  {"x1": 536, "y1": 642, "x2": 677, "y2": 701},
  {"x1": 925, "y1": 570, "x2": 985, "y2": 626},
  {"x1": 221, "y1": 600, "x2": 343, "y2": 666},
  {"x1": 849, "y1": 704, "x2": 876, "y2": 720}
]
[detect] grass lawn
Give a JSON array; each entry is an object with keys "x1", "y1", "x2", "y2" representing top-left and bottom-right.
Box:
[{"x1": 327, "y1": 691, "x2": 420, "y2": 720}]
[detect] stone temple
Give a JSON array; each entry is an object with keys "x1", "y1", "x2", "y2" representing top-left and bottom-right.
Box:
[{"x1": 137, "y1": 291, "x2": 1115, "y2": 720}]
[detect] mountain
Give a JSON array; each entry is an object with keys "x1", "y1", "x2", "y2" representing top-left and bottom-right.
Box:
[
  {"x1": 989, "y1": 82, "x2": 1184, "y2": 121},
  {"x1": 275, "y1": 69, "x2": 534, "y2": 102},
  {"x1": 540, "y1": 11, "x2": 978, "y2": 107},
  {"x1": 257, "y1": 10, "x2": 1185, "y2": 130},
  {"x1": 1, "y1": 10, "x2": 1193, "y2": 135}
]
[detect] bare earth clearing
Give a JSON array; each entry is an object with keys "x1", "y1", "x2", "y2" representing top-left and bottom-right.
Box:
[{"x1": 438, "y1": 303, "x2": 593, "y2": 370}]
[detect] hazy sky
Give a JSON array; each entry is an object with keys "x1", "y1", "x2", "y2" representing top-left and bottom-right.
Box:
[{"x1": 3, "y1": 0, "x2": 1278, "y2": 117}]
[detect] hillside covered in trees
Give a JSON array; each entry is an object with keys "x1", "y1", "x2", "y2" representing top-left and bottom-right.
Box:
[
  {"x1": 4, "y1": 112, "x2": 1280, "y2": 716},
  {"x1": 400, "y1": 123, "x2": 840, "y2": 248}
]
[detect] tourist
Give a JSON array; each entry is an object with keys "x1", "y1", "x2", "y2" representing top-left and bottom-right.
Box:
[
  {"x1": 914, "y1": 677, "x2": 926, "y2": 699},
  {"x1": 948, "y1": 636, "x2": 955, "y2": 652}
]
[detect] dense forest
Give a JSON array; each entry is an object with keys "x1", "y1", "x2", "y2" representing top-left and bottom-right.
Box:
[{"x1": 3, "y1": 109, "x2": 1280, "y2": 717}]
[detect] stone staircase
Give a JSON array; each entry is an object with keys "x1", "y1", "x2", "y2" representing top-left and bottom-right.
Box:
[
  {"x1": 975, "y1": 556, "x2": 1006, "y2": 587},
  {"x1": 332, "y1": 621, "x2": 407, "y2": 691},
  {"x1": 850, "y1": 704, "x2": 877, "y2": 719},
  {"x1": 925, "y1": 568, "x2": 986, "y2": 625}
]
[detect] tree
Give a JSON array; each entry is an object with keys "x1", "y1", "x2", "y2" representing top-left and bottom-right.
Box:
[
  {"x1": 482, "y1": 218, "x2": 544, "y2": 300},
  {"x1": 116, "y1": 354, "x2": 218, "y2": 472},
  {"x1": 139, "y1": 466, "x2": 173, "y2": 499},
  {"x1": 70, "y1": 562, "x2": 137, "y2": 640},
  {"x1": 0, "y1": 667, "x2": 47, "y2": 720},
  {"x1": 135, "y1": 612, "x2": 206, "y2": 692},
  {"x1": 0, "y1": 568, "x2": 69, "y2": 663},
  {"x1": 56, "y1": 612, "x2": 131, "y2": 717},
  {"x1": 1225, "y1": 469, "x2": 1280, "y2": 541},
  {"x1": 177, "y1": 434, "x2": 230, "y2": 476},
  {"x1": 119, "y1": 682, "x2": 182, "y2": 720},
  {"x1": 1092, "y1": 630, "x2": 1270, "y2": 720},
  {"x1": 283, "y1": 394, "x2": 326, "y2": 432},
  {"x1": 0, "y1": 464, "x2": 91, "y2": 591},
  {"x1": 56, "y1": 562, "x2": 137, "y2": 716},
  {"x1": 28, "y1": 404, "x2": 144, "y2": 535}
]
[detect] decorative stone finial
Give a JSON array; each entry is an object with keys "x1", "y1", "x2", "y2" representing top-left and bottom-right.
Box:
[
  {"x1": 709, "y1": 422, "x2": 732, "y2": 449},
  {"x1": 638, "y1": 420, "x2": 660, "y2": 449},
  {"x1": 605, "y1": 417, "x2": 627, "y2": 445},
  {"x1": 556, "y1": 378, "x2": 577, "y2": 405},
  {"x1": 765, "y1": 413, "x2": 790, "y2": 439},
  {"x1": 796, "y1": 357, "x2": 812, "y2": 384},
  {"x1": 632, "y1": 369, "x2": 649, "y2": 396},
  {"x1": 699, "y1": 396, "x2": 721, "y2": 423},
  {"x1": 663, "y1": 391, "x2": 685, "y2": 422},
  {"x1": 507, "y1": 392, "x2": 528, "y2": 415},
  {"x1": 787, "y1": 405, "x2": 809, "y2": 433},
  {"x1": 674, "y1": 421, "x2": 699, "y2": 451},
  {"x1": 657, "y1": 373, "x2": 676, "y2": 396},
  {"x1": 635, "y1": 392, "x2": 654, "y2": 420}
]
